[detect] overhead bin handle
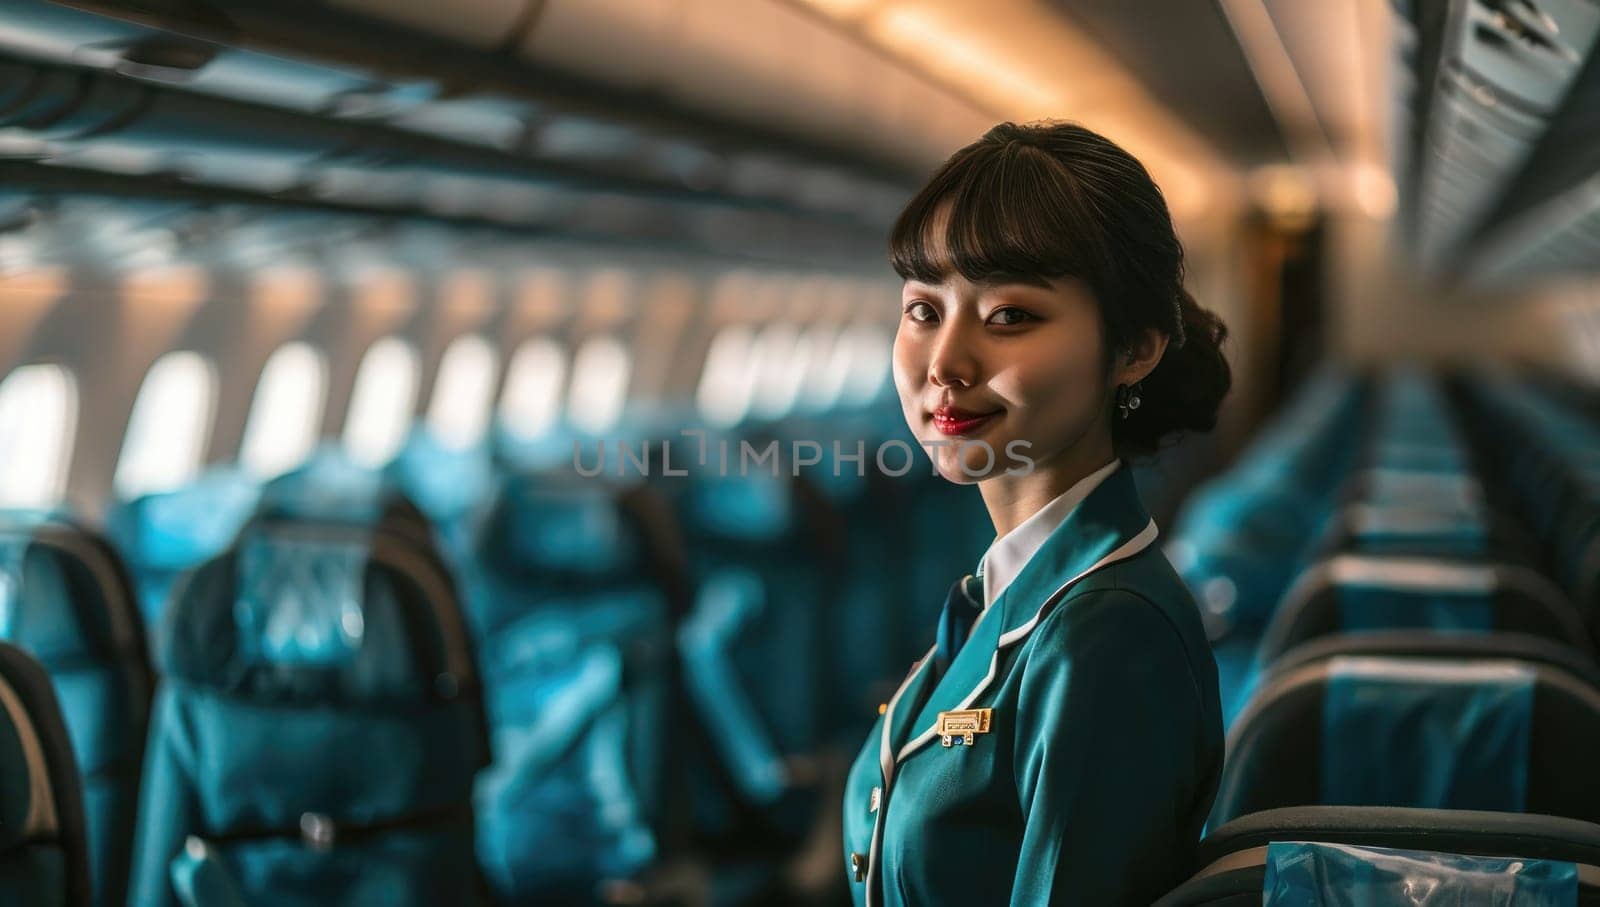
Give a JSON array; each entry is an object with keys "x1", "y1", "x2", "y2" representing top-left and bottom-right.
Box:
[
  {"x1": 96, "y1": 36, "x2": 219, "y2": 83},
  {"x1": 1476, "y1": 0, "x2": 1581, "y2": 62}
]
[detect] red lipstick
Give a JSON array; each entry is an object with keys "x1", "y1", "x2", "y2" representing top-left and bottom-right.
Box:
[{"x1": 931, "y1": 405, "x2": 1000, "y2": 437}]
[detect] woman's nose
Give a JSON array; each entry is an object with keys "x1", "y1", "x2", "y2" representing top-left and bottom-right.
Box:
[{"x1": 927, "y1": 324, "x2": 979, "y2": 389}]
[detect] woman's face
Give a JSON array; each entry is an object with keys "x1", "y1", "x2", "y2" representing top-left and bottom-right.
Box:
[{"x1": 893, "y1": 269, "x2": 1112, "y2": 484}]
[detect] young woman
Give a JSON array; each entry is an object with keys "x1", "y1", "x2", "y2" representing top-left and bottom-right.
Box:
[{"x1": 841, "y1": 121, "x2": 1232, "y2": 905}]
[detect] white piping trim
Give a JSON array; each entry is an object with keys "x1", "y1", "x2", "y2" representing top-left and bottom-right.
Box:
[
  {"x1": 895, "y1": 519, "x2": 1159, "y2": 765},
  {"x1": 863, "y1": 518, "x2": 1158, "y2": 905},
  {"x1": 867, "y1": 644, "x2": 935, "y2": 907}
]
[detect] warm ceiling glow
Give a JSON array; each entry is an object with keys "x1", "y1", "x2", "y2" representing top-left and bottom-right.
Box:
[
  {"x1": 1158, "y1": 165, "x2": 1212, "y2": 222},
  {"x1": 791, "y1": 0, "x2": 883, "y2": 22},
  {"x1": 802, "y1": 0, "x2": 1238, "y2": 225},
  {"x1": 1352, "y1": 163, "x2": 1397, "y2": 220},
  {"x1": 1251, "y1": 165, "x2": 1319, "y2": 227},
  {"x1": 869, "y1": 5, "x2": 1066, "y2": 116}
]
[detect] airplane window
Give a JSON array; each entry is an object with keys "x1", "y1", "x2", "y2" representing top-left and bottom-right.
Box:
[
  {"x1": 841, "y1": 324, "x2": 892, "y2": 406},
  {"x1": 426, "y1": 334, "x2": 500, "y2": 450},
  {"x1": 239, "y1": 341, "x2": 328, "y2": 480},
  {"x1": 343, "y1": 336, "x2": 420, "y2": 467},
  {"x1": 115, "y1": 351, "x2": 217, "y2": 498},
  {"x1": 749, "y1": 323, "x2": 805, "y2": 420},
  {"x1": 0, "y1": 364, "x2": 77, "y2": 508},
  {"x1": 499, "y1": 337, "x2": 567, "y2": 441},
  {"x1": 800, "y1": 324, "x2": 853, "y2": 411},
  {"x1": 696, "y1": 325, "x2": 758, "y2": 427},
  {"x1": 568, "y1": 335, "x2": 631, "y2": 434}
]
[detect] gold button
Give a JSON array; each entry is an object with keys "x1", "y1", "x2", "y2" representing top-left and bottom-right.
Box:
[
  {"x1": 850, "y1": 852, "x2": 867, "y2": 882},
  {"x1": 877, "y1": 702, "x2": 887, "y2": 715}
]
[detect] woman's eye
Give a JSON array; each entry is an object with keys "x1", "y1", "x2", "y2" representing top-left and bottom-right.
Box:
[
  {"x1": 904, "y1": 301, "x2": 937, "y2": 323},
  {"x1": 988, "y1": 307, "x2": 1034, "y2": 326}
]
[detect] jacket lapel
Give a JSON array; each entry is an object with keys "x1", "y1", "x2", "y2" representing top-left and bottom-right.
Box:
[{"x1": 891, "y1": 463, "x2": 1159, "y2": 766}]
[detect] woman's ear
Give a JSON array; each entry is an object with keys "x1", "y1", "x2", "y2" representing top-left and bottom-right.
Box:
[{"x1": 1116, "y1": 328, "x2": 1170, "y2": 386}]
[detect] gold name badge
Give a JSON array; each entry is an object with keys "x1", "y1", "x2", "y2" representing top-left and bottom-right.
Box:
[{"x1": 937, "y1": 708, "x2": 993, "y2": 747}]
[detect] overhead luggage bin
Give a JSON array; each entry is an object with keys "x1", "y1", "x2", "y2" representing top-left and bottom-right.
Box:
[
  {"x1": 1450, "y1": 0, "x2": 1600, "y2": 114},
  {"x1": 1156, "y1": 806, "x2": 1600, "y2": 906},
  {"x1": 0, "y1": 0, "x2": 420, "y2": 118}
]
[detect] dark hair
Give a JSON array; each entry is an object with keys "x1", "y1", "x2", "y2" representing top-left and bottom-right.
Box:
[{"x1": 888, "y1": 120, "x2": 1231, "y2": 457}]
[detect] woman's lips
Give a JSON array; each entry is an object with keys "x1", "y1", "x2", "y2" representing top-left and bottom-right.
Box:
[{"x1": 931, "y1": 406, "x2": 1000, "y2": 437}]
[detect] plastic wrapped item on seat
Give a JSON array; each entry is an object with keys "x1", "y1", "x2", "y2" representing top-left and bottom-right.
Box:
[
  {"x1": 469, "y1": 476, "x2": 673, "y2": 901},
  {"x1": 0, "y1": 513, "x2": 153, "y2": 907},
  {"x1": 1262, "y1": 840, "x2": 1577, "y2": 905},
  {"x1": 679, "y1": 568, "x2": 787, "y2": 807},
  {"x1": 665, "y1": 466, "x2": 836, "y2": 851},
  {"x1": 1154, "y1": 805, "x2": 1600, "y2": 906}
]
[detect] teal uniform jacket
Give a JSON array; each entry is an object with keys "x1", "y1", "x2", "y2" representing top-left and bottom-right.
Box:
[{"x1": 842, "y1": 464, "x2": 1224, "y2": 905}]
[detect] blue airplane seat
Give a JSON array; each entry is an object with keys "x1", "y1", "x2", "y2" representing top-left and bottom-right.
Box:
[
  {"x1": 385, "y1": 433, "x2": 495, "y2": 561},
  {"x1": 255, "y1": 453, "x2": 438, "y2": 552},
  {"x1": 1169, "y1": 485, "x2": 1338, "y2": 636},
  {"x1": 104, "y1": 467, "x2": 260, "y2": 634},
  {"x1": 126, "y1": 518, "x2": 490, "y2": 907},
  {"x1": 0, "y1": 640, "x2": 92, "y2": 906},
  {"x1": 1210, "y1": 652, "x2": 1600, "y2": 829},
  {"x1": 0, "y1": 512, "x2": 153, "y2": 907},
  {"x1": 812, "y1": 453, "x2": 915, "y2": 739},
  {"x1": 667, "y1": 462, "x2": 836, "y2": 847},
  {"x1": 1256, "y1": 555, "x2": 1592, "y2": 665},
  {"x1": 1315, "y1": 500, "x2": 1529, "y2": 563},
  {"x1": 469, "y1": 474, "x2": 679, "y2": 902},
  {"x1": 1155, "y1": 806, "x2": 1600, "y2": 906}
]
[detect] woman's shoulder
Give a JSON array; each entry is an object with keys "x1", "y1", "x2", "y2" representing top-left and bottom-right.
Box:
[{"x1": 1025, "y1": 546, "x2": 1219, "y2": 692}]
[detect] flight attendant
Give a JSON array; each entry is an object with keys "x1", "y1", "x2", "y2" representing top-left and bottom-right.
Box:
[{"x1": 842, "y1": 121, "x2": 1231, "y2": 905}]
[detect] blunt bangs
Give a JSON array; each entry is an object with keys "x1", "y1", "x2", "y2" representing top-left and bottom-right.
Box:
[{"x1": 888, "y1": 139, "x2": 1116, "y2": 292}]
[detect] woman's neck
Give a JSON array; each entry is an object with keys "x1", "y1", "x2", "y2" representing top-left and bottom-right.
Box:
[{"x1": 978, "y1": 434, "x2": 1118, "y2": 538}]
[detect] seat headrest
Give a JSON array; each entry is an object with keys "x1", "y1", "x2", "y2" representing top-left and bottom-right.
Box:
[
  {"x1": 107, "y1": 470, "x2": 260, "y2": 569},
  {"x1": 164, "y1": 527, "x2": 472, "y2": 706},
  {"x1": 1320, "y1": 656, "x2": 1535, "y2": 811},
  {"x1": 485, "y1": 479, "x2": 643, "y2": 579},
  {"x1": 1262, "y1": 840, "x2": 1577, "y2": 904},
  {"x1": 0, "y1": 534, "x2": 101, "y2": 661},
  {"x1": 256, "y1": 457, "x2": 429, "y2": 542},
  {"x1": 1323, "y1": 555, "x2": 1499, "y2": 594},
  {"x1": 682, "y1": 472, "x2": 795, "y2": 544},
  {"x1": 385, "y1": 433, "x2": 493, "y2": 523}
]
